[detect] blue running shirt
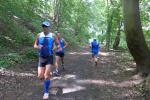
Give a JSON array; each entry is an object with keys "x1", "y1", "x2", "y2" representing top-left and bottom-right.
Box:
[
  {"x1": 38, "y1": 32, "x2": 54, "y2": 57},
  {"x1": 56, "y1": 38, "x2": 64, "y2": 53}
]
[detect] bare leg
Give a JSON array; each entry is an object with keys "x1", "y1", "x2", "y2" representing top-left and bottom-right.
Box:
[
  {"x1": 94, "y1": 56, "x2": 98, "y2": 66},
  {"x1": 44, "y1": 64, "x2": 51, "y2": 79},
  {"x1": 38, "y1": 67, "x2": 45, "y2": 80},
  {"x1": 60, "y1": 57, "x2": 64, "y2": 65},
  {"x1": 60, "y1": 57, "x2": 65, "y2": 70},
  {"x1": 55, "y1": 56, "x2": 60, "y2": 72},
  {"x1": 53, "y1": 56, "x2": 60, "y2": 76}
]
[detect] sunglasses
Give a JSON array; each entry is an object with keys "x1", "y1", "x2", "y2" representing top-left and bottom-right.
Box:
[{"x1": 42, "y1": 25, "x2": 49, "y2": 28}]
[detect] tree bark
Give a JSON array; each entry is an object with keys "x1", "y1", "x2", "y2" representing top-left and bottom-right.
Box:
[
  {"x1": 113, "y1": 21, "x2": 122, "y2": 50},
  {"x1": 53, "y1": 0, "x2": 61, "y2": 31},
  {"x1": 105, "y1": 12, "x2": 113, "y2": 52},
  {"x1": 123, "y1": 0, "x2": 150, "y2": 75}
]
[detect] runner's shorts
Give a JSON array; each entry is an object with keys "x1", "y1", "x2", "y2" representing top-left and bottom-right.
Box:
[
  {"x1": 92, "y1": 51, "x2": 98, "y2": 57},
  {"x1": 56, "y1": 52, "x2": 65, "y2": 57},
  {"x1": 38, "y1": 55, "x2": 53, "y2": 67}
]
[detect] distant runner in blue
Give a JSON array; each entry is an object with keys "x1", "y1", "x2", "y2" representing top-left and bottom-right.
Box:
[
  {"x1": 53, "y1": 32, "x2": 68, "y2": 76},
  {"x1": 89, "y1": 38, "x2": 100, "y2": 66},
  {"x1": 34, "y1": 21, "x2": 62, "y2": 99}
]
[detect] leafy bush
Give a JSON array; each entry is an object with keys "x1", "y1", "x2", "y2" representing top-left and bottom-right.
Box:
[
  {"x1": 23, "y1": 48, "x2": 38, "y2": 59},
  {"x1": 0, "y1": 53, "x2": 23, "y2": 68},
  {"x1": 0, "y1": 48, "x2": 38, "y2": 68}
]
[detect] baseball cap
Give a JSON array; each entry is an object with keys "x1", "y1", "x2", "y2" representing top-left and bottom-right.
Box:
[{"x1": 42, "y1": 21, "x2": 50, "y2": 27}]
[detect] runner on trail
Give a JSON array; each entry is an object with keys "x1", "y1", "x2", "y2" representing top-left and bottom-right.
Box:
[
  {"x1": 34, "y1": 21, "x2": 62, "y2": 99},
  {"x1": 53, "y1": 32, "x2": 68, "y2": 76},
  {"x1": 89, "y1": 38, "x2": 100, "y2": 66}
]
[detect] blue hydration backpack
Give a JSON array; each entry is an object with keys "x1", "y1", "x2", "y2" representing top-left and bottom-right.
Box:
[
  {"x1": 91, "y1": 41, "x2": 99, "y2": 53},
  {"x1": 38, "y1": 32, "x2": 54, "y2": 57}
]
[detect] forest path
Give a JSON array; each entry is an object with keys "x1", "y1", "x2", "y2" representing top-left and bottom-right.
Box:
[{"x1": 0, "y1": 47, "x2": 144, "y2": 100}]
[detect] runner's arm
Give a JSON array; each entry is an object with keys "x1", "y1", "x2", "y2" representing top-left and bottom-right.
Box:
[
  {"x1": 62, "y1": 38, "x2": 68, "y2": 49},
  {"x1": 52, "y1": 43, "x2": 57, "y2": 52},
  {"x1": 53, "y1": 33, "x2": 62, "y2": 51},
  {"x1": 89, "y1": 43, "x2": 92, "y2": 48},
  {"x1": 33, "y1": 33, "x2": 43, "y2": 49}
]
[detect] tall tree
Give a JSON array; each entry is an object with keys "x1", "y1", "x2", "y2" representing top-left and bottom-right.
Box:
[
  {"x1": 123, "y1": 0, "x2": 150, "y2": 75},
  {"x1": 105, "y1": 11, "x2": 114, "y2": 51},
  {"x1": 113, "y1": 20, "x2": 122, "y2": 49}
]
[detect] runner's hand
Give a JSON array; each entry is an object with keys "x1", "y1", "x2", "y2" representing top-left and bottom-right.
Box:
[
  {"x1": 38, "y1": 45, "x2": 43, "y2": 49},
  {"x1": 58, "y1": 48, "x2": 62, "y2": 52},
  {"x1": 53, "y1": 47, "x2": 56, "y2": 51},
  {"x1": 57, "y1": 46, "x2": 62, "y2": 51}
]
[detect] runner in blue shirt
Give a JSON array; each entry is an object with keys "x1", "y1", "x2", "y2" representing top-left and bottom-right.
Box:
[
  {"x1": 89, "y1": 38, "x2": 100, "y2": 66},
  {"x1": 53, "y1": 32, "x2": 68, "y2": 76},
  {"x1": 34, "y1": 21, "x2": 62, "y2": 99}
]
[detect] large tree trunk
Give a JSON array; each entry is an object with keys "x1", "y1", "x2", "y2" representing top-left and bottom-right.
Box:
[
  {"x1": 123, "y1": 0, "x2": 150, "y2": 75},
  {"x1": 113, "y1": 21, "x2": 122, "y2": 50}
]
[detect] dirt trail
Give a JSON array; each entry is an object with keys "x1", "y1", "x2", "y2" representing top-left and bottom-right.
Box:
[{"x1": 0, "y1": 48, "x2": 144, "y2": 100}]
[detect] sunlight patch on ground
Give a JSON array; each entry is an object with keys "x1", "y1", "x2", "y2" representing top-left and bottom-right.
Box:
[
  {"x1": 68, "y1": 51, "x2": 110, "y2": 56},
  {"x1": 112, "y1": 69, "x2": 120, "y2": 74},
  {"x1": 125, "y1": 67, "x2": 135, "y2": 71},
  {"x1": 51, "y1": 74, "x2": 77, "y2": 88},
  {"x1": 76, "y1": 78, "x2": 144, "y2": 88},
  {"x1": 52, "y1": 76, "x2": 62, "y2": 80},
  {"x1": 49, "y1": 74, "x2": 143, "y2": 95},
  {"x1": 100, "y1": 52, "x2": 110, "y2": 56},
  {"x1": 51, "y1": 73, "x2": 143, "y2": 93},
  {"x1": 131, "y1": 74, "x2": 143, "y2": 80},
  {"x1": 0, "y1": 68, "x2": 35, "y2": 77},
  {"x1": 52, "y1": 74, "x2": 77, "y2": 80},
  {"x1": 68, "y1": 52, "x2": 91, "y2": 55},
  {"x1": 64, "y1": 74, "x2": 77, "y2": 80},
  {"x1": 118, "y1": 79, "x2": 143, "y2": 87},
  {"x1": 112, "y1": 67, "x2": 135, "y2": 75},
  {"x1": 51, "y1": 74, "x2": 86, "y2": 94},
  {"x1": 63, "y1": 85, "x2": 86, "y2": 94},
  {"x1": 76, "y1": 79, "x2": 116, "y2": 86}
]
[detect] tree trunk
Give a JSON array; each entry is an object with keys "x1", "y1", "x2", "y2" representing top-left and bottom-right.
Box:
[
  {"x1": 113, "y1": 21, "x2": 122, "y2": 50},
  {"x1": 105, "y1": 12, "x2": 113, "y2": 52},
  {"x1": 123, "y1": 0, "x2": 150, "y2": 75},
  {"x1": 53, "y1": 0, "x2": 61, "y2": 31}
]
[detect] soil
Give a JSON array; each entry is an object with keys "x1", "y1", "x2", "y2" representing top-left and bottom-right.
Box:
[{"x1": 0, "y1": 47, "x2": 144, "y2": 100}]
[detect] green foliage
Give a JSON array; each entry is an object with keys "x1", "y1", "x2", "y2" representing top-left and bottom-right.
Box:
[
  {"x1": 0, "y1": 48, "x2": 38, "y2": 68},
  {"x1": 53, "y1": 0, "x2": 92, "y2": 45},
  {"x1": 88, "y1": 0, "x2": 126, "y2": 49},
  {"x1": 23, "y1": 48, "x2": 38, "y2": 60},
  {"x1": 140, "y1": 0, "x2": 150, "y2": 48},
  {"x1": 0, "y1": 0, "x2": 149, "y2": 68},
  {"x1": 0, "y1": 53, "x2": 23, "y2": 68}
]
